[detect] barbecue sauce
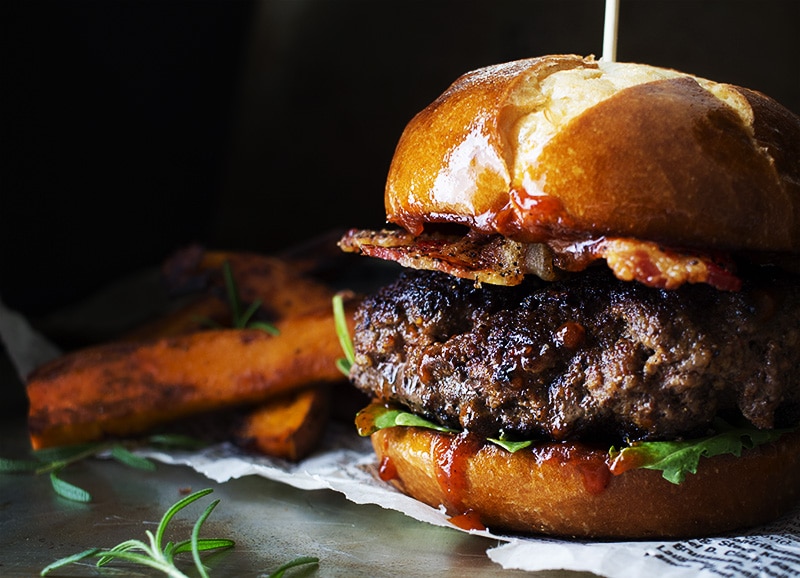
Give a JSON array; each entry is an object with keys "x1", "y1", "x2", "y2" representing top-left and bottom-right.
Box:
[
  {"x1": 448, "y1": 510, "x2": 487, "y2": 532},
  {"x1": 537, "y1": 442, "x2": 612, "y2": 495},
  {"x1": 378, "y1": 454, "x2": 398, "y2": 482},
  {"x1": 432, "y1": 431, "x2": 482, "y2": 513}
]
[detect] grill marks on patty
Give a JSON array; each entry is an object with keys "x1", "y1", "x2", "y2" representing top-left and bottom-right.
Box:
[{"x1": 350, "y1": 269, "x2": 800, "y2": 444}]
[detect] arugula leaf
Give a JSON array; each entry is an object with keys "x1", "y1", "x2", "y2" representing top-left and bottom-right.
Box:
[
  {"x1": 359, "y1": 405, "x2": 794, "y2": 482},
  {"x1": 356, "y1": 404, "x2": 454, "y2": 437},
  {"x1": 608, "y1": 420, "x2": 792, "y2": 484},
  {"x1": 386, "y1": 409, "x2": 456, "y2": 433},
  {"x1": 332, "y1": 293, "x2": 355, "y2": 376},
  {"x1": 488, "y1": 437, "x2": 533, "y2": 453},
  {"x1": 357, "y1": 404, "x2": 533, "y2": 453}
]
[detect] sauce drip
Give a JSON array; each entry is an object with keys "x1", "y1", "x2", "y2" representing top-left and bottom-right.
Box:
[
  {"x1": 378, "y1": 455, "x2": 398, "y2": 482},
  {"x1": 432, "y1": 431, "x2": 482, "y2": 513},
  {"x1": 355, "y1": 402, "x2": 399, "y2": 436},
  {"x1": 448, "y1": 510, "x2": 487, "y2": 532},
  {"x1": 492, "y1": 189, "x2": 575, "y2": 240},
  {"x1": 575, "y1": 457, "x2": 612, "y2": 495},
  {"x1": 532, "y1": 442, "x2": 612, "y2": 495},
  {"x1": 608, "y1": 446, "x2": 647, "y2": 476}
]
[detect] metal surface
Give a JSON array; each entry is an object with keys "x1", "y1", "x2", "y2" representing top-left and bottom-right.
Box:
[{"x1": 0, "y1": 416, "x2": 597, "y2": 577}]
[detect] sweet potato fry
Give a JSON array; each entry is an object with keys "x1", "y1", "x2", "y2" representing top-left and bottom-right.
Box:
[
  {"x1": 127, "y1": 248, "x2": 340, "y2": 341},
  {"x1": 234, "y1": 386, "x2": 330, "y2": 461},
  {"x1": 211, "y1": 252, "x2": 336, "y2": 317},
  {"x1": 164, "y1": 248, "x2": 336, "y2": 319},
  {"x1": 27, "y1": 298, "x2": 359, "y2": 450},
  {"x1": 123, "y1": 294, "x2": 231, "y2": 340}
]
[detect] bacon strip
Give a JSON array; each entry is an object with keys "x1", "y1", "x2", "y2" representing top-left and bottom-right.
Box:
[
  {"x1": 339, "y1": 228, "x2": 741, "y2": 291},
  {"x1": 594, "y1": 238, "x2": 742, "y2": 292},
  {"x1": 340, "y1": 229, "x2": 558, "y2": 285}
]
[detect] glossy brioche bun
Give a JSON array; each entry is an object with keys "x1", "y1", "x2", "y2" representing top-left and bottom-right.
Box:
[
  {"x1": 371, "y1": 427, "x2": 800, "y2": 539},
  {"x1": 386, "y1": 55, "x2": 800, "y2": 253}
]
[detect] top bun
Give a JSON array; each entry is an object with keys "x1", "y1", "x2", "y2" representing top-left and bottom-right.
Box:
[{"x1": 385, "y1": 55, "x2": 800, "y2": 253}]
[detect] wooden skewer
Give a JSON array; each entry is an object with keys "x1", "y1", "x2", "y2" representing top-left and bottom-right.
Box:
[{"x1": 602, "y1": 0, "x2": 620, "y2": 62}]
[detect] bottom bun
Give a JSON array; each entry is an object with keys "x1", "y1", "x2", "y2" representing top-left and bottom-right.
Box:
[{"x1": 370, "y1": 427, "x2": 800, "y2": 539}]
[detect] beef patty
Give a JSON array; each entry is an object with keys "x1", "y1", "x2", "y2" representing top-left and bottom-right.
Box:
[{"x1": 350, "y1": 269, "x2": 800, "y2": 444}]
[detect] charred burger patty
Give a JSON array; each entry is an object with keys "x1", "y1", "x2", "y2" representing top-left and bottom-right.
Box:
[{"x1": 352, "y1": 268, "x2": 800, "y2": 445}]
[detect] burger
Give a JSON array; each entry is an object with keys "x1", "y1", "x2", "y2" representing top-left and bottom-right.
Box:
[{"x1": 337, "y1": 54, "x2": 800, "y2": 538}]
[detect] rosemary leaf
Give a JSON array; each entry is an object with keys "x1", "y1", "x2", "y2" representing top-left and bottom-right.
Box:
[
  {"x1": 49, "y1": 471, "x2": 91, "y2": 503},
  {"x1": 267, "y1": 555, "x2": 320, "y2": 578},
  {"x1": 0, "y1": 457, "x2": 41, "y2": 473},
  {"x1": 41, "y1": 489, "x2": 236, "y2": 578},
  {"x1": 110, "y1": 445, "x2": 157, "y2": 471},
  {"x1": 40, "y1": 548, "x2": 101, "y2": 576},
  {"x1": 191, "y1": 498, "x2": 223, "y2": 578},
  {"x1": 147, "y1": 433, "x2": 209, "y2": 450}
]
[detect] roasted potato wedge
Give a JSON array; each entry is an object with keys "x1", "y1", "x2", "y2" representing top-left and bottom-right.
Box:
[
  {"x1": 234, "y1": 386, "x2": 331, "y2": 461},
  {"x1": 163, "y1": 248, "x2": 336, "y2": 318},
  {"x1": 27, "y1": 299, "x2": 358, "y2": 450},
  {"x1": 128, "y1": 248, "x2": 340, "y2": 340},
  {"x1": 123, "y1": 294, "x2": 231, "y2": 340}
]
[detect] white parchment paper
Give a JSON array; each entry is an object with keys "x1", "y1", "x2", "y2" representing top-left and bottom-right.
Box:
[
  {"x1": 2, "y1": 298, "x2": 798, "y2": 577},
  {"x1": 136, "y1": 426, "x2": 800, "y2": 578}
]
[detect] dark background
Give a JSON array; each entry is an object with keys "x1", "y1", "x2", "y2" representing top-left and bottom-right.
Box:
[{"x1": 3, "y1": 0, "x2": 799, "y2": 321}]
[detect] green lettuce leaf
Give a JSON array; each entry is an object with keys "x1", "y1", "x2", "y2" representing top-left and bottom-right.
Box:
[
  {"x1": 357, "y1": 405, "x2": 532, "y2": 452},
  {"x1": 367, "y1": 406, "x2": 456, "y2": 434},
  {"x1": 488, "y1": 437, "x2": 533, "y2": 453},
  {"x1": 359, "y1": 405, "x2": 794, "y2": 484},
  {"x1": 608, "y1": 419, "x2": 792, "y2": 484}
]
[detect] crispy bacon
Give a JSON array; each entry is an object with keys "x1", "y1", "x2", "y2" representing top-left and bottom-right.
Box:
[
  {"x1": 339, "y1": 228, "x2": 741, "y2": 291},
  {"x1": 339, "y1": 229, "x2": 557, "y2": 285},
  {"x1": 594, "y1": 238, "x2": 742, "y2": 292}
]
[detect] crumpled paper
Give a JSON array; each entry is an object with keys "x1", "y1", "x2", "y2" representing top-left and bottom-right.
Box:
[
  {"x1": 137, "y1": 424, "x2": 800, "y2": 578},
  {"x1": 2, "y1": 297, "x2": 798, "y2": 577}
]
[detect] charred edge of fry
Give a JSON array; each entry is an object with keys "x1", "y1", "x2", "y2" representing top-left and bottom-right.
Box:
[
  {"x1": 27, "y1": 296, "x2": 361, "y2": 450},
  {"x1": 233, "y1": 386, "x2": 331, "y2": 461}
]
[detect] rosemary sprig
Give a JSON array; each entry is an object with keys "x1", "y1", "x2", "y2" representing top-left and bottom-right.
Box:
[
  {"x1": 40, "y1": 488, "x2": 320, "y2": 578},
  {"x1": 222, "y1": 260, "x2": 279, "y2": 334},
  {"x1": 40, "y1": 488, "x2": 234, "y2": 577},
  {"x1": 0, "y1": 434, "x2": 204, "y2": 502},
  {"x1": 193, "y1": 260, "x2": 279, "y2": 334}
]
